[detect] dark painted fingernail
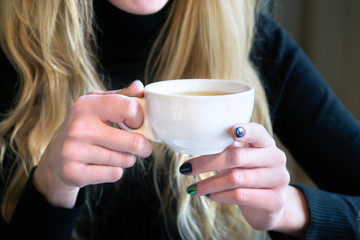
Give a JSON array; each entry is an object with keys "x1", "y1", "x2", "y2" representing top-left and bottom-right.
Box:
[
  {"x1": 236, "y1": 126, "x2": 245, "y2": 138},
  {"x1": 179, "y1": 162, "x2": 192, "y2": 175},
  {"x1": 187, "y1": 184, "x2": 197, "y2": 195},
  {"x1": 205, "y1": 194, "x2": 210, "y2": 198}
]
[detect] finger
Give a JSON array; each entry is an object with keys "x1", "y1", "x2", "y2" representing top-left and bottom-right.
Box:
[
  {"x1": 232, "y1": 123, "x2": 275, "y2": 148},
  {"x1": 181, "y1": 145, "x2": 286, "y2": 175},
  {"x1": 66, "y1": 119, "x2": 153, "y2": 158},
  {"x1": 68, "y1": 164, "x2": 125, "y2": 187},
  {"x1": 63, "y1": 142, "x2": 137, "y2": 168},
  {"x1": 88, "y1": 80, "x2": 144, "y2": 98},
  {"x1": 188, "y1": 168, "x2": 289, "y2": 197},
  {"x1": 207, "y1": 188, "x2": 285, "y2": 213},
  {"x1": 117, "y1": 80, "x2": 144, "y2": 97},
  {"x1": 92, "y1": 125, "x2": 153, "y2": 158},
  {"x1": 72, "y1": 93, "x2": 144, "y2": 129},
  {"x1": 87, "y1": 145, "x2": 137, "y2": 168},
  {"x1": 96, "y1": 125, "x2": 153, "y2": 158}
]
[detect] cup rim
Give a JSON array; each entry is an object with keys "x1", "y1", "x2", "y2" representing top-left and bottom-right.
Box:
[{"x1": 144, "y1": 79, "x2": 254, "y2": 98}]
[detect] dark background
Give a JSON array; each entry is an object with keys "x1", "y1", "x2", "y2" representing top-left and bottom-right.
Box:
[{"x1": 261, "y1": 0, "x2": 360, "y2": 186}]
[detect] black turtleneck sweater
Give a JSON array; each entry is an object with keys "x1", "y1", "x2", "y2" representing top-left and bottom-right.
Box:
[
  {"x1": 93, "y1": 0, "x2": 167, "y2": 90},
  {"x1": 1, "y1": 1, "x2": 360, "y2": 239}
]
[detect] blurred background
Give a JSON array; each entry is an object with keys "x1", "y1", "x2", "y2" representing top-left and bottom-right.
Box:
[{"x1": 261, "y1": 0, "x2": 360, "y2": 187}]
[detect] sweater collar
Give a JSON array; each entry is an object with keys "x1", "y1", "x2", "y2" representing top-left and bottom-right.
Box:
[{"x1": 93, "y1": 0, "x2": 171, "y2": 61}]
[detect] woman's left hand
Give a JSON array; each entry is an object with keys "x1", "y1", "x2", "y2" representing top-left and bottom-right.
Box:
[{"x1": 179, "y1": 122, "x2": 308, "y2": 237}]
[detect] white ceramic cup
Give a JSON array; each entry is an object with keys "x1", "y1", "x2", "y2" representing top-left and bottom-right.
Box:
[{"x1": 119, "y1": 79, "x2": 254, "y2": 155}]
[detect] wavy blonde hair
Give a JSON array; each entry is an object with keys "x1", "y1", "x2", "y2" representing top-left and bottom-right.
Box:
[
  {"x1": 147, "y1": 1, "x2": 271, "y2": 239},
  {"x1": 0, "y1": 0, "x2": 271, "y2": 239},
  {"x1": 0, "y1": 0, "x2": 104, "y2": 222}
]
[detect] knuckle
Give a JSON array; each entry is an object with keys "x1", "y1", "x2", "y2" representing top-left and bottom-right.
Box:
[
  {"x1": 72, "y1": 95, "x2": 91, "y2": 115},
  {"x1": 101, "y1": 150, "x2": 112, "y2": 165},
  {"x1": 67, "y1": 120, "x2": 85, "y2": 138},
  {"x1": 280, "y1": 171, "x2": 291, "y2": 186},
  {"x1": 255, "y1": 123, "x2": 268, "y2": 137},
  {"x1": 229, "y1": 169, "x2": 245, "y2": 185},
  {"x1": 62, "y1": 162, "x2": 82, "y2": 186},
  {"x1": 274, "y1": 149, "x2": 287, "y2": 166},
  {"x1": 122, "y1": 97, "x2": 138, "y2": 118},
  {"x1": 228, "y1": 148, "x2": 247, "y2": 166},
  {"x1": 132, "y1": 134, "x2": 147, "y2": 152},
  {"x1": 61, "y1": 141, "x2": 80, "y2": 161},
  {"x1": 227, "y1": 148, "x2": 240, "y2": 165},
  {"x1": 258, "y1": 124, "x2": 267, "y2": 134},
  {"x1": 254, "y1": 123, "x2": 274, "y2": 146},
  {"x1": 67, "y1": 120, "x2": 95, "y2": 141},
  {"x1": 62, "y1": 162, "x2": 73, "y2": 178},
  {"x1": 270, "y1": 190, "x2": 286, "y2": 211},
  {"x1": 233, "y1": 189, "x2": 250, "y2": 203},
  {"x1": 278, "y1": 150, "x2": 287, "y2": 164},
  {"x1": 238, "y1": 148, "x2": 249, "y2": 162},
  {"x1": 61, "y1": 141, "x2": 72, "y2": 158},
  {"x1": 269, "y1": 137, "x2": 276, "y2": 147}
]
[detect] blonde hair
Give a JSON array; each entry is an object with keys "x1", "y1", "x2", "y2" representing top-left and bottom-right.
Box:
[
  {"x1": 146, "y1": 1, "x2": 271, "y2": 239},
  {"x1": 0, "y1": 0, "x2": 271, "y2": 239},
  {"x1": 0, "y1": 0, "x2": 104, "y2": 221}
]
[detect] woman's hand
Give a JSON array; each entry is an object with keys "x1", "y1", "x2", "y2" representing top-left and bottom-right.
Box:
[
  {"x1": 33, "y1": 81, "x2": 153, "y2": 208},
  {"x1": 180, "y1": 122, "x2": 309, "y2": 238}
]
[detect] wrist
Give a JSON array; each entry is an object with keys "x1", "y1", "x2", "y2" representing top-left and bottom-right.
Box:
[
  {"x1": 33, "y1": 164, "x2": 80, "y2": 208},
  {"x1": 271, "y1": 185, "x2": 309, "y2": 239}
]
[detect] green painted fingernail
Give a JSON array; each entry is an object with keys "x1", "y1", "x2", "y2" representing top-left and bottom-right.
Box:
[{"x1": 187, "y1": 184, "x2": 197, "y2": 195}]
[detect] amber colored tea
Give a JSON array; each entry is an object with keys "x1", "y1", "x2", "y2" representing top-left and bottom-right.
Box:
[{"x1": 176, "y1": 91, "x2": 231, "y2": 96}]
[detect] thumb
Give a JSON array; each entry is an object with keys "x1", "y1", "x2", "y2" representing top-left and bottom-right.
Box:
[{"x1": 88, "y1": 80, "x2": 145, "y2": 97}]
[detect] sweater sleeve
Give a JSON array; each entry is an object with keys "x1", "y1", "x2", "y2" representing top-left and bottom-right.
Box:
[
  {"x1": 269, "y1": 184, "x2": 360, "y2": 240},
  {"x1": 1, "y1": 167, "x2": 85, "y2": 240},
  {"x1": 251, "y1": 14, "x2": 360, "y2": 239},
  {"x1": 295, "y1": 184, "x2": 360, "y2": 239}
]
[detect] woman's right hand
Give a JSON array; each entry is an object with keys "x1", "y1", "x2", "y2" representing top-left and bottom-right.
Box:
[{"x1": 33, "y1": 81, "x2": 153, "y2": 208}]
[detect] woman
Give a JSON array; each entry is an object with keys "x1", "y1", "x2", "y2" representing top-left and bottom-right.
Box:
[{"x1": 1, "y1": 0, "x2": 359, "y2": 239}]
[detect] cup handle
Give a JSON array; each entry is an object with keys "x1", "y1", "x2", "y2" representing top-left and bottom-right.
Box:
[{"x1": 118, "y1": 98, "x2": 161, "y2": 142}]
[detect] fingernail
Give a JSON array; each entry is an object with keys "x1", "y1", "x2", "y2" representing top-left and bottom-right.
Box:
[
  {"x1": 205, "y1": 194, "x2": 210, "y2": 198},
  {"x1": 236, "y1": 126, "x2": 245, "y2": 138},
  {"x1": 124, "y1": 79, "x2": 141, "y2": 88},
  {"x1": 179, "y1": 162, "x2": 192, "y2": 175},
  {"x1": 187, "y1": 184, "x2": 197, "y2": 195}
]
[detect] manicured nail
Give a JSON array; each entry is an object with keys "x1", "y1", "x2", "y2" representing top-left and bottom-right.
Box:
[
  {"x1": 236, "y1": 126, "x2": 245, "y2": 138},
  {"x1": 187, "y1": 184, "x2": 197, "y2": 195},
  {"x1": 205, "y1": 194, "x2": 210, "y2": 198},
  {"x1": 179, "y1": 162, "x2": 192, "y2": 175}
]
